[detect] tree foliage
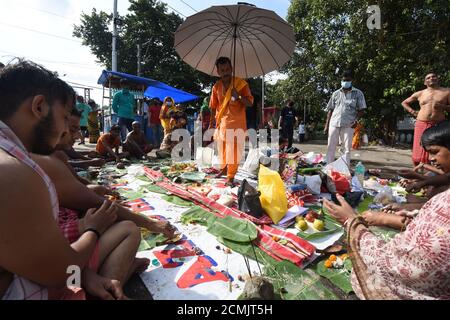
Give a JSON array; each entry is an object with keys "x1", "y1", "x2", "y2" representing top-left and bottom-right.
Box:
[
  {"x1": 268, "y1": 0, "x2": 450, "y2": 141},
  {"x1": 73, "y1": 0, "x2": 215, "y2": 96}
]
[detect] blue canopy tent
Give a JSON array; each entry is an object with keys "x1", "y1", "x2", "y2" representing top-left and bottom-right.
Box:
[
  {"x1": 144, "y1": 84, "x2": 199, "y2": 104},
  {"x1": 97, "y1": 70, "x2": 200, "y2": 138},
  {"x1": 97, "y1": 70, "x2": 199, "y2": 103}
]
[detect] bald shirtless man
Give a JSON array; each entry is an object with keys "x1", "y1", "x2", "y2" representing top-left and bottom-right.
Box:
[{"x1": 402, "y1": 73, "x2": 450, "y2": 165}]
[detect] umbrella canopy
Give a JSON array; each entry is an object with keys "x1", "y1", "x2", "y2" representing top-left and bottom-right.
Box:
[{"x1": 174, "y1": 3, "x2": 295, "y2": 79}]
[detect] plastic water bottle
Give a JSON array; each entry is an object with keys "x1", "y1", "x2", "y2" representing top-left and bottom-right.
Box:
[{"x1": 355, "y1": 162, "x2": 366, "y2": 186}]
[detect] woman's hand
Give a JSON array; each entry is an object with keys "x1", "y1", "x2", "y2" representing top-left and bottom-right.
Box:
[
  {"x1": 323, "y1": 194, "x2": 357, "y2": 225},
  {"x1": 147, "y1": 219, "x2": 177, "y2": 239},
  {"x1": 88, "y1": 185, "x2": 114, "y2": 197},
  {"x1": 405, "y1": 181, "x2": 425, "y2": 193},
  {"x1": 399, "y1": 178, "x2": 414, "y2": 188},
  {"x1": 83, "y1": 200, "x2": 118, "y2": 235},
  {"x1": 362, "y1": 211, "x2": 388, "y2": 226}
]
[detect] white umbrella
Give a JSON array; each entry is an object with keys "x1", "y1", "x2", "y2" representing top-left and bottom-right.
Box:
[{"x1": 174, "y1": 3, "x2": 296, "y2": 79}]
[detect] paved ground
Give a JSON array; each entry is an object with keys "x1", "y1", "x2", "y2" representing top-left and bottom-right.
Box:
[
  {"x1": 293, "y1": 140, "x2": 413, "y2": 177},
  {"x1": 77, "y1": 139, "x2": 414, "y2": 173}
]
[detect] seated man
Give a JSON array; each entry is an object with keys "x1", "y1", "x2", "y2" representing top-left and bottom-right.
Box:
[
  {"x1": 0, "y1": 60, "x2": 128, "y2": 300},
  {"x1": 31, "y1": 152, "x2": 177, "y2": 298},
  {"x1": 123, "y1": 121, "x2": 153, "y2": 160},
  {"x1": 55, "y1": 108, "x2": 105, "y2": 170},
  {"x1": 96, "y1": 125, "x2": 129, "y2": 162}
]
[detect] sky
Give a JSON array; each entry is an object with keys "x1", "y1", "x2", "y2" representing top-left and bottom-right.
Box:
[{"x1": 0, "y1": 0, "x2": 291, "y2": 103}]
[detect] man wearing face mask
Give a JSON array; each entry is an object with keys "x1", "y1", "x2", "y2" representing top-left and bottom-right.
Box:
[{"x1": 324, "y1": 69, "x2": 367, "y2": 166}]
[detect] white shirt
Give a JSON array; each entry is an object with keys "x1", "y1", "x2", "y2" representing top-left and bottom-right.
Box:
[{"x1": 298, "y1": 124, "x2": 306, "y2": 134}]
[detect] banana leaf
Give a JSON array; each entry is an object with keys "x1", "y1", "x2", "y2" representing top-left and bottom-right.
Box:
[
  {"x1": 315, "y1": 258, "x2": 353, "y2": 294},
  {"x1": 139, "y1": 184, "x2": 167, "y2": 194},
  {"x1": 180, "y1": 206, "x2": 218, "y2": 227},
  {"x1": 264, "y1": 260, "x2": 339, "y2": 300},
  {"x1": 117, "y1": 189, "x2": 145, "y2": 201},
  {"x1": 218, "y1": 237, "x2": 279, "y2": 267},
  {"x1": 297, "y1": 215, "x2": 342, "y2": 241},
  {"x1": 357, "y1": 195, "x2": 374, "y2": 213},
  {"x1": 161, "y1": 195, "x2": 194, "y2": 207},
  {"x1": 207, "y1": 216, "x2": 258, "y2": 242},
  {"x1": 179, "y1": 172, "x2": 206, "y2": 182},
  {"x1": 138, "y1": 233, "x2": 167, "y2": 252},
  {"x1": 297, "y1": 167, "x2": 321, "y2": 174}
]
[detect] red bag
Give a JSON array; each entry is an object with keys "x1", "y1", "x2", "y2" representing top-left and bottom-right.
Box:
[{"x1": 330, "y1": 170, "x2": 351, "y2": 195}]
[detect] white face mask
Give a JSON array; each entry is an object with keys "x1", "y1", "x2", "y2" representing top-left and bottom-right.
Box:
[
  {"x1": 166, "y1": 102, "x2": 172, "y2": 106},
  {"x1": 341, "y1": 81, "x2": 352, "y2": 89}
]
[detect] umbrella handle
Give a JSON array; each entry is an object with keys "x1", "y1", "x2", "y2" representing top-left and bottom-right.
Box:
[{"x1": 232, "y1": 24, "x2": 237, "y2": 87}]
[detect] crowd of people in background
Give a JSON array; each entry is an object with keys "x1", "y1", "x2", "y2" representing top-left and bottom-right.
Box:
[{"x1": 1, "y1": 56, "x2": 449, "y2": 300}]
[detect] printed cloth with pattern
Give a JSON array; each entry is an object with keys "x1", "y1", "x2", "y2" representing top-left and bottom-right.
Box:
[{"x1": 348, "y1": 188, "x2": 450, "y2": 300}]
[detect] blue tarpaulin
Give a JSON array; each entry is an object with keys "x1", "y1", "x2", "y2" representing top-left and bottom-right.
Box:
[
  {"x1": 97, "y1": 70, "x2": 199, "y2": 103},
  {"x1": 144, "y1": 85, "x2": 199, "y2": 104}
]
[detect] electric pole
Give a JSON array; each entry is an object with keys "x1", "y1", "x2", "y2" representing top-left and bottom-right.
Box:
[
  {"x1": 137, "y1": 44, "x2": 141, "y2": 76},
  {"x1": 112, "y1": 0, "x2": 118, "y2": 72}
]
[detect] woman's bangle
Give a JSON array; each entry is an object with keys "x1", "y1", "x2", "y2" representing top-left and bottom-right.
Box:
[
  {"x1": 343, "y1": 218, "x2": 350, "y2": 227},
  {"x1": 83, "y1": 228, "x2": 100, "y2": 240}
]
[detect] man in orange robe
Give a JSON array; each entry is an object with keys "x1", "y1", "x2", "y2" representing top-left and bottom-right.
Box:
[{"x1": 209, "y1": 57, "x2": 254, "y2": 186}]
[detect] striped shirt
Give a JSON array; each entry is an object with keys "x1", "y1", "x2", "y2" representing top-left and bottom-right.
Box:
[{"x1": 325, "y1": 87, "x2": 367, "y2": 127}]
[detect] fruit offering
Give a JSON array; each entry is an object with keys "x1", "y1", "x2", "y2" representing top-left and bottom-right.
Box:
[
  {"x1": 305, "y1": 211, "x2": 319, "y2": 223},
  {"x1": 295, "y1": 219, "x2": 308, "y2": 231},
  {"x1": 324, "y1": 254, "x2": 349, "y2": 269},
  {"x1": 313, "y1": 219, "x2": 324, "y2": 231}
]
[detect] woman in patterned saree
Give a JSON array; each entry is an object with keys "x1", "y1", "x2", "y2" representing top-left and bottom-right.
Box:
[
  {"x1": 87, "y1": 100, "x2": 100, "y2": 144},
  {"x1": 324, "y1": 120, "x2": 450, "y2": 300}
]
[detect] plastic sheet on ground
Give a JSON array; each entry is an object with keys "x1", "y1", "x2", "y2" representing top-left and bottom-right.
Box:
[{"x1": 115, "y1": 165, "x2": 263, "y2": 300}]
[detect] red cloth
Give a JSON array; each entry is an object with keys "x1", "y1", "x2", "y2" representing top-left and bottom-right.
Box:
[
  {"x1": 148, "y1": 104, "x2": 162, "y2": 125},
  {"x1": 58, "y1": 207, "x2": 100, "y2": 272},
  {"x1": 58, "y1": 208, "x2": 81, "y2": 243},
  {"x1": 412, "y1": 120, "x2": 438, "y2": 164},
  {"x1": 143, "y1": 167, "x2": 316, "y2": 267}
]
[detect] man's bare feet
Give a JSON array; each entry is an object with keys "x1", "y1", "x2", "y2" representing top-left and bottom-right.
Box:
[
  {"x1": 225, "y1": 178, "x2": 234, "y2": 187},
  {"x1": 131, "y1": 257, "x2": 150, "y2": 275}
]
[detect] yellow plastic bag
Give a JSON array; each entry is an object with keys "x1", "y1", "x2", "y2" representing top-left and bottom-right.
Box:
[{"x1": 258, "y1": 164, "x2": 288, "y2": 224}]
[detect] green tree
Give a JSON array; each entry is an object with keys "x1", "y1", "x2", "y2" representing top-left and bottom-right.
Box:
[
  {"x1": 73, "y1": 0, "x2": 214, "y2": 96},
  {"x1": 272, "y1": 0, "x2": 450, "y2": 142}
]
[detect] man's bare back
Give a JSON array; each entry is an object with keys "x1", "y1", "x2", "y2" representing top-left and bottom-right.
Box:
[
  {"x1": 416, "y1": 87, "x2": 450, "y2": 121},
  {"x1": 0, "y1": 148, "x2": 51, "y2": 297}
]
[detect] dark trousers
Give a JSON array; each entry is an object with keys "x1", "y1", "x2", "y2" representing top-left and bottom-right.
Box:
[
  {"x1": 299, "y1": 133, "x2": 305, "y2": 143},
  {"x1": 118, "y1": 117, "x2": 133, "y2": 142},
  {"x1": 149, "y1": 123, "x2": 163, "y2": 147},
  {"x1": 80, "y1": 126, "x2": 89, "y2": 138},
  {"x1": 283, "y1": 127, "x2": 294, "y2": 148}
]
